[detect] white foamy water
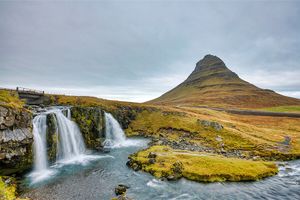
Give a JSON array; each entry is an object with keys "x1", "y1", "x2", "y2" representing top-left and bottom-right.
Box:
[
  {"x1": 278, "y1": 162, "x2": 300, "y2": 177},
  {"x1": 54, "y1": 154, "x2": 114, "y2": 167},
  {"x1": 103, "y1": 112, "x2": 126, "y2": 147},
  {"x1": 53, "y1": 109, "x2": 86, "y2": 161},
  {"x1": 29, "y1": 114, "x2": 56, "y2": 184},
  {"x1": 103, "y1": 112, "x2": 146, "y2": 149},
  {"x1": 32, "y1": 114, "x2": 48, "y2": 172},
  {"x1": 146, "y1": 179, "x2": 166, "y2": 188},
  {"x1": 103, "y1": 112, "x2": 148, "y2": 148}
]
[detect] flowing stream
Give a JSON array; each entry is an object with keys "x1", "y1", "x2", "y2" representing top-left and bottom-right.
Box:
[{"x1": 23, "y1": 107, "x2": 300, "y2": 200}]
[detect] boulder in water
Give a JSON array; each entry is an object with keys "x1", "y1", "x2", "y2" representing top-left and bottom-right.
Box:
[
  {"x1": 115, "y1": 184, "x2": 130, "y2": 196},
  {"x1": 102, "y1": 139, "x2": 112, "y2": 153}
]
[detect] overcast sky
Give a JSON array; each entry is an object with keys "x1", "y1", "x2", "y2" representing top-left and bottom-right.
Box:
[{"x1": 1, "y1": 0, "x2": 300, "y2": 102}]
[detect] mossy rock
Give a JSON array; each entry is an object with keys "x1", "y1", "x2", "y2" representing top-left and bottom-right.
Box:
[
  {"x1": 46, "y1": 113, "x2": 58, "y2": 163},
  {"x1": 70, "y1": 107, "x2": 105, "y2": 149},
  {"x1": 128, "y1": 145, "x2": 278, "y2": 182}
]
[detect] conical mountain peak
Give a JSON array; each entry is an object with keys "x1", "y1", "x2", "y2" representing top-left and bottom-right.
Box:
[
  {"x1": 185, "y1": 54, "x2": 239, "y2": 84},
  {"x1": 149, "y1": 54, "x2": 300, "y2": 108},
  {"x1": 194, "y1": 54, "x2": 226, "y2": 72}
]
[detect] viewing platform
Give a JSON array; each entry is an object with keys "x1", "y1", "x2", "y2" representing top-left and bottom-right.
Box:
[{"x1": 17, "y1": 87, "x2": 47, "y2": 105}]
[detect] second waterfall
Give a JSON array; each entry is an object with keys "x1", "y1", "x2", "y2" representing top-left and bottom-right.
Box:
[{"x1": 103, "y1": 112, "x2": 145, "y2": 148}]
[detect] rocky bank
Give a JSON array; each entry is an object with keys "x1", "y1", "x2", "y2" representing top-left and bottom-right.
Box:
[{"x1": 0, "y1": 106, "x2": 33, "y2": 175}]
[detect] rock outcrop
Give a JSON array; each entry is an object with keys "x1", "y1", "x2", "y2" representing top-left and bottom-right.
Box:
[
  {"x1": 0, "y1": 106, "x2": 33, "y2": 175},
  {"x1": 70, "y1": 106, "x2": 105, "y2": 149},
  {"x1": 46, "y1": 113, "x2": 58, "y2": 163},
  {"x1": 197, "y1": 119, "x2": 223, "y2": 131}
]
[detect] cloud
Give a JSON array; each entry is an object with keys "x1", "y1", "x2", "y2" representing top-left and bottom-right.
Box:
[{"x1": 0, "y1": 1, "x2": 300, "y2": 101}]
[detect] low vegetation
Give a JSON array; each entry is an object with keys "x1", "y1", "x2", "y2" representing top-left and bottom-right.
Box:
[
  {"x1": 126, "y1": 107, "x2": 300, "y2": 160},
  {"x1": 127, "y1": 110, "x2": 254, "y2": 149},
  {"x1": 0, "y1": 90, "x2": 24, "y2": 109},
  {"x1": 260, "y1": 105, "x2": 300, "y2": 113},
  {"x1": 128, "y1": 146, "x2": 278, "y2": 182},
  {"x1": 0, "y1": 176, "x2": 28, "y2": 200}
]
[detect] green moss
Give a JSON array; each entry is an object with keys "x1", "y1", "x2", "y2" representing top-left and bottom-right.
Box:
[
  {"x1": 46, "y1": 113, "x2": 58, "y2": 163},
  {"x1": 259, "y1": 105, "x2": 300, "y2": 113},
  {"x1": 0, "y1": 176, "x2": 17, "y2": 200},
  {"x1": 129, "y1": 146, "x2": 278, "y2": 182},
  {"x1": 70, "y1": 107, "x2": 105, "y2": 149}
]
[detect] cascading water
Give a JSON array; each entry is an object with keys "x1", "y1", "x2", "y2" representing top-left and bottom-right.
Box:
[
  {"x1": 53, "y1": 109, "x2": 86, "y2": 161},
  {"x1": 30, "y1": 114, "x2": 55, "y2": 184},
  {"x1": 32, "y1": 114, "x2": 48, "y2": 172},
  {"x1": 103, "y1": 112, "x2": 126, "y2": 148},
  {"x1": 66, "y1": 108, "x2": 71, "y2": 119},
  {"x1": 29, "y1": 107, "x2": 98, "y2": 184},
  {"x1": 103, "y1": 112, "x2": 144, "y2": 148}
]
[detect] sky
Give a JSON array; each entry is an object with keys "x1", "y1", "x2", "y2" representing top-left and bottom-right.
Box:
[{"x1": 0, "y1": 0, "x2": 300, "y2": 102}]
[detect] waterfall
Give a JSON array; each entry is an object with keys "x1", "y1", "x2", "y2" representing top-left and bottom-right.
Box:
[
  {"x1": 53, "y1": 109, "x2": 86, "y2": 161},
  {"x1": 32, "y1": 114, "x2": 48, "y2": 172},
  {"x1": 29, "y1": 107, "x2": 88, "y2": 183},
  {"x1": 30, "y1": 114, "x2": 55, "y2": 184},
  {"x1": 67, "y1": 108, "x2": 71, "y2": 119},
  {"x1": 103, "y1": 112, "x2": 126, "y2": 147}
]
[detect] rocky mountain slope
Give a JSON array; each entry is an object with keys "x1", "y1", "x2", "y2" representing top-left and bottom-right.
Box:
[{"x1": 149, "y1": 55, "x2": 300, "y2": 108}]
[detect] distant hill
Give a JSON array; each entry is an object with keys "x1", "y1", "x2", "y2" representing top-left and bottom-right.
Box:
[{"x1": 149, "y1": 54, "x2": 300, "y2": 109}]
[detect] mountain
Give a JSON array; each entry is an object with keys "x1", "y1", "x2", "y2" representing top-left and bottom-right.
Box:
[{"x1": 149, "y1": 54, "x2": 300, "y2": 108}]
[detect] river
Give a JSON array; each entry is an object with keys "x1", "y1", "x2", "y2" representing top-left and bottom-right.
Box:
[{"x1": 21, "y1": 137, "x2": 300, "y2": 200}]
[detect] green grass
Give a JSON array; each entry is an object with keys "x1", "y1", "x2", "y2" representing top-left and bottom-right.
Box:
[
  {"x1": 51, "y1": 94, "x2": 152, "y2": 112},
  {"x1": 260, "y1": 106, "x2": 300, "y2": 113},
  {"x1": 0, "y1": 90, "x2": 24, "y2": 109},
  {"x1": 126, "y1": 110, "x2": 256, "y2": 151},
  {"x1": 126, "y1": 108, "x2": 300, "y2": 160},
  {"x1": 129, "y1": 146, "x2": 278, "y2": 182}
]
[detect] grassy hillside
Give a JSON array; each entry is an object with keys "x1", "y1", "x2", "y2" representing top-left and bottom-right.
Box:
[
  {"x1": 0, "y1": 89, "x2": 24, "y2": 109},
  {"x1": 126, "y1": 106, "x2": 300, "y2": 160},
  {"x1": 48, "y1": 93, "x2": 300, "y2": 161},
  {"x1": 52, "y1": 94, "x2": 152, "y2": 110}
]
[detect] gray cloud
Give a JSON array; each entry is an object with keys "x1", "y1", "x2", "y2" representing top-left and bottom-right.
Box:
[{"x1": 1, "y1": 0, "x2": 300, "y2": 102}]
